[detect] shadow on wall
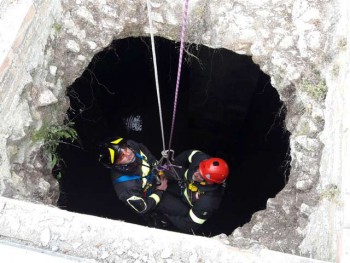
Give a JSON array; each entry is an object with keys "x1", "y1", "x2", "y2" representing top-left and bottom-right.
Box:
[{"x1": 57, "y1": 37, "x2": 291, "y2": 236}]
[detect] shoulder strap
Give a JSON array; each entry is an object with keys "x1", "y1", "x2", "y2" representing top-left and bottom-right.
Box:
[
  {"x1": 113, "y1": 175, "x2": 141, "y2": 184},
  {"x1": 197, "y1": 183, "x2": 221, "y2": 193},
  {"x1": 135, "y1": 152, "x2": 144, "y2": 160}
]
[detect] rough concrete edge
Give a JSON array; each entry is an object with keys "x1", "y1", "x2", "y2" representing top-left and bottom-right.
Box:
[
  {"x1": 0, "y1": 240, "x2": 96, "y2": 263},
  {"x1": 0, "y1": 196, "x2": 330, "y2": 263},
  {"x1": 0, "y1": 0, "x2": 344, "y2": 262}
]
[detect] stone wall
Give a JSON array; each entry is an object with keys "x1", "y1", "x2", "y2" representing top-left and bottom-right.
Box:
[
  {"x1": 0, "y1": 0, "x2": 64, "y2": 204},
  {"x1": 0, "y1": 0, "x2": 349, "y2": 261}
]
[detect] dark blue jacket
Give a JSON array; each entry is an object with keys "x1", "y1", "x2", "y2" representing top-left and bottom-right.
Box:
[{"x1": 111, "y1": 140, "x2": 163, "y2": 214}]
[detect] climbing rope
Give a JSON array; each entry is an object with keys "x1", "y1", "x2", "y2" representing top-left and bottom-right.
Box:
[
  {"x1": 146, "y1": 0, "x2": 190, "y2": 188},
  {"x1": 146, "y1": 0, "x2": 166, "y2": 153},
  {"x1": 146, "y1": 0, "x2": 189, "y2": 178},
  {"x1": 167, "y1": 0, "x2": 190, "y2": 152}
]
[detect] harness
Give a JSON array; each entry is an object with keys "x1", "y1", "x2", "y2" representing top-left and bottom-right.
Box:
[
  {"x1": 113, "y1": 175, "x2": 141, "y2": 184},
  {"x1": 184, "y1": 180, "x2": 223, "y2": 206},
  {"x1": 113, "y1": 152, "x2": 158, "y2": 197}
]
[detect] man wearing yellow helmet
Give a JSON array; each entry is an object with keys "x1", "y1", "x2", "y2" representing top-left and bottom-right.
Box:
[{"x1": 98, "y1": 136, "x2": 168, "y2": 218}]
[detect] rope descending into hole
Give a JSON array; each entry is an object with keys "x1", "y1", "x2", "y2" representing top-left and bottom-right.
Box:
[
  {"x1": 146, "y1": 0, "x2": 190, "y2": 186},
  {"x1": 167, "y1": 0, "x2": 190, "y2": 153},
  {"x1": 146, "y1": 0, "x2": 166, "y2": 153}
]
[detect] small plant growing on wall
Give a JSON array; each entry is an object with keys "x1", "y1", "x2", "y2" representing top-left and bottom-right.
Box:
[
  {"x1": 52, "y1": 20, "x2": 62, "y2": 34},
  {"x1": 33, "y1": 122, "x2": 78, "y2": 180}
]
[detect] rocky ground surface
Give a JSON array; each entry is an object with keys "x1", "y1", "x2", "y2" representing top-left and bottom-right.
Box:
[{"x1": 0, "y1": 196, "x2": 332, "y2": 263}]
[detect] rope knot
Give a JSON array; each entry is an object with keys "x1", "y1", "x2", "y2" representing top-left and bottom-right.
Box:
[{"x1": 161, "y1": 149, "x2": 175, "y2": 161}]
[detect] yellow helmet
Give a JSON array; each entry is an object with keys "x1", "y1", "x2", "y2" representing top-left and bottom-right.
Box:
[{"x1": 98, "y1": 136, "x2": 126, "y2": 167}]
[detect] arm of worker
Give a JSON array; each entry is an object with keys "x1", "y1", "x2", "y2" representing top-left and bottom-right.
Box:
[
  {"x1": 174, "y1": 150, "x2": 211, "y2": 168},
  {"x1": 164, "y1": 195, "x2": 220, "y2": 233},
  {"x1": 165, "y1": 203, "x2": 213, "y2": 233},
  {"x1": 116, "y1": 177, "x2": 167, "y2": 215}
]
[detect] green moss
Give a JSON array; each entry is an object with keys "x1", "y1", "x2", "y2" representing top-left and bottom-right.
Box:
[
  {"x1": 320, "y1": 184, "x2": 341, "y2": 205},
  {"x1": 52, "y1": 21, "x2": 62, "y2": 34},
  {"x1": 338, "y1": 38, "x2": 347, "y2": 50},
  {"x1": 192, "y1": 3, "x2": 207, "y2": 18},
  {"x1": 297, "y1": 122, "x2": 310, "y2": 136},
  {"x1": 302, "y1": 79, "x2": 327, "y2": 101},
  {"x1": 332, "y1": 65, "x2": 339, "y2": 77}
]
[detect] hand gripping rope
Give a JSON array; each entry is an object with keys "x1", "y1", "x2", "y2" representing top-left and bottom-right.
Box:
[{"x1": 146, "y1": 0, "x2": 190, "y2": 186}]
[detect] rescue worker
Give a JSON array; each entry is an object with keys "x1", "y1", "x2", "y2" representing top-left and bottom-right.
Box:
[
  {"x1": 156, "y1": 150, "x2": 229, "y2": 233},
  {"x1": 98, "y1": 136, "x2": 168, "y2": 220}
]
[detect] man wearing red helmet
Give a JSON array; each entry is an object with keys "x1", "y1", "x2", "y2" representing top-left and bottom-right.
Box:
[{"x1": 156, "y1": 150, "x2": 229, "y2": 233}]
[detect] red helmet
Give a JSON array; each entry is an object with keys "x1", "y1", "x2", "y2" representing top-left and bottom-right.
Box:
[{"x1": 199, "y1": 158, "x2": 229, "y2": 184}]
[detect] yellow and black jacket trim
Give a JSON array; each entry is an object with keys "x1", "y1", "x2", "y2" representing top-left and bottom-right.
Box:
[
  {"x1": 163, "y1": 149, "x2": 224, "y2": 232},
  {"x1": 111, "y1": 140, "x2": 163, "y2": 214}
]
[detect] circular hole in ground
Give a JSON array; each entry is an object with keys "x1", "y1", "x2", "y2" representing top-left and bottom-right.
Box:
[{"x1": 57, "y1": 37, "x2": 291, "y2": 236}]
